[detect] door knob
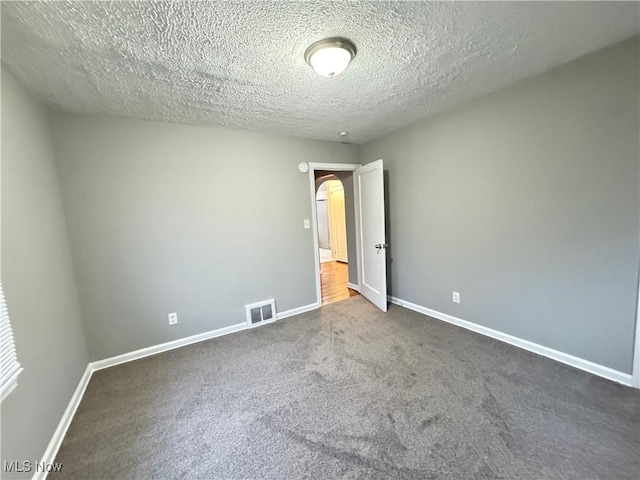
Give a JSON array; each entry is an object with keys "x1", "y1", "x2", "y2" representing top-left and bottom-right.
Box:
[{"x1": 375, "y1": 243, "x2": 388, "y2": 250}]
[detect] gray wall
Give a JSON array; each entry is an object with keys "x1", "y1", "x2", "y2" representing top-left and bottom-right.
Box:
[
  {"x1": 50, "y1": 114, "x2": 359, "y2": 361},
  {"x1": 360, "y1": 37, "x2": 640, "y2": 374},
  {"x1": 1, "y1": 68, "x2": 89, "y2": 476}
]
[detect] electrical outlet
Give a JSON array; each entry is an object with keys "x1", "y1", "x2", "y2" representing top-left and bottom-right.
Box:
[
  {"x1": 304, "y1": 219, "x2": 310, "y2": 229},
  {"x1": 168, "y1": 312, "x2": 178, "y2": 325},
  {"x1": 452, "y1": 292, "x2": 460, "y2": 304}
]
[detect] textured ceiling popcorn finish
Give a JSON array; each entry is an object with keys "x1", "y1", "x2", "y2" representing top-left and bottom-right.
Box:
[{"x1": 2, "y1": 1, "x2": 638, "y2": 143}]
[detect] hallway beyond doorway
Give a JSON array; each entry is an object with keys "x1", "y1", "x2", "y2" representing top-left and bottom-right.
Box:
[
  {"x1": 320, "y1": 261, "x2": 359, "y2": 305},
  {"x1": 319, "y1": 248, "x2": 333, "y2": 263}
]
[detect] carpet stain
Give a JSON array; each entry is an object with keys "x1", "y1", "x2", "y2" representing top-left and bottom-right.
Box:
[{"x1": 420, "y1": 415, "x2": 440, "y2": 430}]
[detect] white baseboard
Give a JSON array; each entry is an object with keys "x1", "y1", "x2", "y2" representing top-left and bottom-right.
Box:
[
  {"x1": 91, "y1": 322, "x2": 248, "y2": 371},
  {"x1": 92, "y1": 302, "x2": 320, "y2": 372},
  {"x1": 35, "y1": 301, "x2": 323, "y2": 479},
  {"x1": 36, "y1": 299, "x2": 326, "y2": 476},
  {"x1": 277, "y1": 302, "x2": 319, "y2": 320},
  {"x1": 388, "y1": 296, "x2": 634, "y2": 387},
  {"x1": 34, "y1": 365, "x2": 93, "y2": 480},
  {"x1": 347, "y1": 282, "x2": 360, "y2": 292}
]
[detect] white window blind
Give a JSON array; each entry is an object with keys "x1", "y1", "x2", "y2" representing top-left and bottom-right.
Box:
[{"x1": 0, "y1": 279, "x2": 22, "y2": 402}]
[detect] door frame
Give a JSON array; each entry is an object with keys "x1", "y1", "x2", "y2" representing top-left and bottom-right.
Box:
[{"x1": 308, "y1": 163, "x2": 362, "y2": 306}]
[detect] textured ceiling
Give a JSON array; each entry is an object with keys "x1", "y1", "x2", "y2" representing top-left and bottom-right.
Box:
[{"x1": 2, "y1": 1, "x2": 639, "y2": 144}]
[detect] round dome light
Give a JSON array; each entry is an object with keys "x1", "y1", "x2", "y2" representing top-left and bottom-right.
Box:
[{"x1": 304, "y1": 38, "x2": 357, "y2": 78}]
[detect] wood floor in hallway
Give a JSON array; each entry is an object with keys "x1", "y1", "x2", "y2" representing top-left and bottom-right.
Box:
[{"x1": 320, "y1": 261, "x2": 359, "y2": 305}]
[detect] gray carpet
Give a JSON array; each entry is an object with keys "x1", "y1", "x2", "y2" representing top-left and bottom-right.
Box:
[{"x1": 53, "y1": 296, "x2": 639, "y2": 479}]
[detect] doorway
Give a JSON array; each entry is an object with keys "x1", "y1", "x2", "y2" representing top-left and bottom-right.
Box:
[
  {"x1": 315, "y1": 176, "x2": 357, "y2": 305},
  {"x1": 308, "y1": 161, "x2": 388, "y2": 311}
]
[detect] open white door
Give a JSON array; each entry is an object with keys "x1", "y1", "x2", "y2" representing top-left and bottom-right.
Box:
[{"x1": 356, "y1": 159, "x2": 387, "y2": 312}]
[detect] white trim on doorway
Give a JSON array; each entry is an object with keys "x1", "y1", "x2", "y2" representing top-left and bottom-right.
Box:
[{"x1": 308, "y1": 163, "x2": 362, "y2": 306}]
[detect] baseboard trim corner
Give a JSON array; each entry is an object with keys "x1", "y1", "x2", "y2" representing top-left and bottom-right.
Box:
[
  {"x1": 32, "y1": 298, "x2": 328, "y2": 479},
  {"x1": 277, "y1": 302, "x2": 320, "y2": 320},
  {"x1": 91, "y1": 322, "x2": 248, "y2": 371},
  {"x1": 388, "y1": 296, "x2": 634, "y2": 388},
  {"x1": 34, "y1": 364, "x2": 93, "y2": 480}
]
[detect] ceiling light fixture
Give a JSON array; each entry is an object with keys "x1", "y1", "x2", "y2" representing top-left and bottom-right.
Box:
[{"x1": 304, "y1": 38, "x2": 357, "y2": 78}]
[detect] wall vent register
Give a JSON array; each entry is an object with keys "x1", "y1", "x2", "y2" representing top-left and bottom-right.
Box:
[{"x1": 245, "y1": 299, "x2": 277, "y2": 328}]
